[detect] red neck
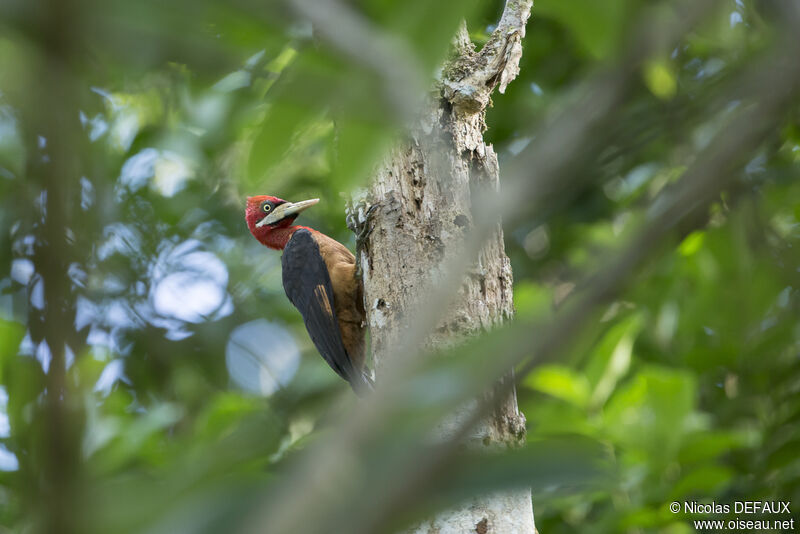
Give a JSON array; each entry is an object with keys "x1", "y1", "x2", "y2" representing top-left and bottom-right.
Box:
[{"x1": 253, "y1": 224, "x2": 313, "y2": 250}]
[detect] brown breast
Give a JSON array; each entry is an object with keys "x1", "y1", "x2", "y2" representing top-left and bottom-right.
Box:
[{"x1": 311, "y1": 231, "x2": 366, "y2": 370}]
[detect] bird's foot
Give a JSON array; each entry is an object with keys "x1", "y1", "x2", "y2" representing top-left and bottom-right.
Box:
[
  {"x1": 355, "y1": 203, "x2": 379, "y2": 250},
  {"x1": 353, "y1": 202, "x2": 379, "y2": 280}
]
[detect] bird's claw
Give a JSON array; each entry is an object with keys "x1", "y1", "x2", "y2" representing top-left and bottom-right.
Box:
[
  {"x1": 354, "y1": 202, "x2": 379, "y2": 280},
  {"x1": 356, "y1": 204, "x2": 378, "y2": 245}
]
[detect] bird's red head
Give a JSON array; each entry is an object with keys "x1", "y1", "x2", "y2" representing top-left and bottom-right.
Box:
[{"x1": 246, "y1": 195, "x2": 319, "y2": 250}]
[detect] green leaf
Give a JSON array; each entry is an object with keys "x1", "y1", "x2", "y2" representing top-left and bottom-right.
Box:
[
  {"x1": 0, "y1": 319, "x2": 24, "y2": 383},
  {"x1": 365, "y1": 0, "x2": 481, "y2": 70},
  {"x1": 643, "y1": 59, "x2": 677, "y2": 100},
  {"x1": 526, "y1": 365, "x2": 591, "y2": 408},
  {"x1": 331, "y1": 116, "x2": 393, "y2": 190},
  {"x1": 678, "y1": 231, "x2": 705, "y2": 257},
  {"x1": 247, "y1": 100, "x2": 323, "y2": 183},
  {"x1": 514, "y1": 281, "x2": 553, "y2": 320},
  {"x1": 603, "y1": 367, "x2": 697, "y2": 459},
  {"x1": 668, "y1": 465, "x2": 735, "y2": 501},
  {"x1": 535, "y1": 0, "x2": 632, "y2": 59},
  {"x1": 585, "y1": 313, "x2": 643, "y2": 408},
  {"x1": 677, "y1": 430, "x2": 753, "y2": 465}
]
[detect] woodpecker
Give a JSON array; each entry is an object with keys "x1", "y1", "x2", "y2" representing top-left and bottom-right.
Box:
[{"x1": 245, "y1": 195, "x2": 372, "y2": 394}]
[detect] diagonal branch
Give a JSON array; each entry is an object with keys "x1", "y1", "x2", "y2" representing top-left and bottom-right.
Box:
[
  {"x1": 241, "y1": 4, "x2": 731, "y2": 534},
  {"x1": 290, "y1": 0, "x2": 427, "y2": 122},
  {"x1": 345, "y1": 31, "x2": 800, "y2": 531}
]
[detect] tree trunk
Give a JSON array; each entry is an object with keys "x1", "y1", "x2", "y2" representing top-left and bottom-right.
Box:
[{"x1": 355, "y1": 3, "x2": 535, "y2": 532}]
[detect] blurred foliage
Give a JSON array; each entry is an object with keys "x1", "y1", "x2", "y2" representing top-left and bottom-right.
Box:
[{"x1": 0, "y1": 0, "x2": 798, "y2": 533}]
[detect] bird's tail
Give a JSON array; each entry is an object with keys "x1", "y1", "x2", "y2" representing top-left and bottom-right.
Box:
[{"x1": 350, "y1": 368, "x2": 375, "y2": 397}]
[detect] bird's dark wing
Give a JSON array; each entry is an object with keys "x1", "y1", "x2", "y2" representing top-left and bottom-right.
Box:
[{"x1": 282, "y1": 229, "x2": 363, "y2": 389}]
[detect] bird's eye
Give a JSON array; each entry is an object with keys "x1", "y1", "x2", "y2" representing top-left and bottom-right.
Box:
[{"x1": 262, "y1": 204, "x2": 271, "y2": 213}]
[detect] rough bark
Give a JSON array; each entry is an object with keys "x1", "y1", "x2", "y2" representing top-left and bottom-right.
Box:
[{"x1": 350, "y1": 2, "x2": 535, "y2": 532}]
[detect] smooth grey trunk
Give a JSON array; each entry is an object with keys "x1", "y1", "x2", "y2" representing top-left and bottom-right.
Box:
[{"x1": 352, "y1": 3, "x2": 535, "y2": 532}]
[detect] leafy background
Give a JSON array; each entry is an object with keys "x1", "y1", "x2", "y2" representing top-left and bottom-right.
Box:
[{"x1": 0, "y1": 0, "x2": 798, "y2": 532}]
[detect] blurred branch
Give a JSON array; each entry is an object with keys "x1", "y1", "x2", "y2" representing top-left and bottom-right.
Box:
[
  {"x1": 25, "y1": 1, "x2": 86, "y2": 533},
  {"x1": 381, "y1": 9, "x2": 800, "y2": 526},
  {"x1": 329, "y1": 23, "x2": 800, "y2": 532},
  {"x1": 500, "y1": 0, "x2": 723, "y2": 219},
  {"x1": 510, "y1": 21, "x2": 800, "y2": 415},
  {"x1": 241, "y1": 2, "x2": 727, "y2": 534},
  {"x1": 372, "y1": 0, "x2": 720, "y2": 404},
  {"x1": 289, "y1": 0, "x2": 428, "y2": 123}
]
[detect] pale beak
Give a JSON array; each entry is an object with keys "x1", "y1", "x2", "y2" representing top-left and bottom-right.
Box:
[{"x1": 256, "y1": 198, "x2": 320, "y2": 227}]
